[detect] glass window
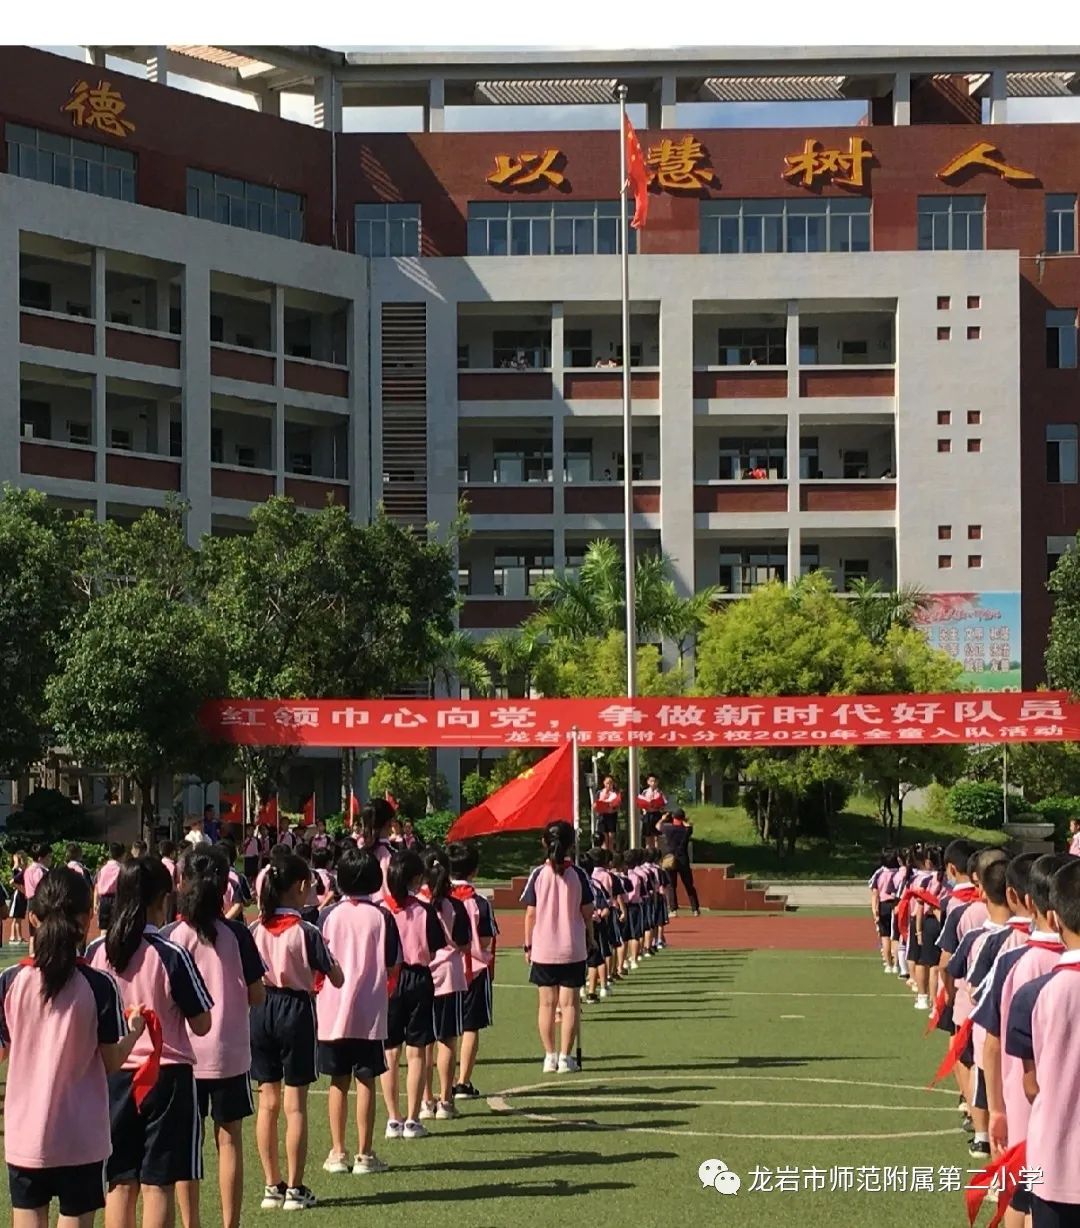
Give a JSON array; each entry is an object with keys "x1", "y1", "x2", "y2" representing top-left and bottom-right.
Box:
[
  {"x1": 717, "y1": 438, "x2": 787, "y2": 481},
  {"x1": 493, "y1": 552, "x2": 554, "y2": 597},
  {"x1": 563, "y1": 441, "x2": 593, "y2": 482},
  {"x1": 718, "y1": 549, "x2": 786, "y2": 594},
  {"x1": 186, "y1": 169, "x2": 304, "y2": 240},
  {"x1": 1046, "y1": 194, "x2": 1076, "y2": 255},
  {"x1": 1047, "y1": 424, "x2": 1078, "y2": 484},
  {"x1": 701, "y1": 198, "x2": 870, "y2": 254},
  {"x1": 5, "y1": 124, "x2": 136, "y2": 202},
  {"x1": 491, "y1": 330, "x2": 551, "y2": 369},
  {"x1": 466, "y1": 202, "x2": 635, "y2": 256},
  {"x1": 355, "y1": 202, "x2": 420, "y2": 257},
  {"x1": 1046, "y1": 308, "x2": 1078, "y2": 369},
  {"x1": 493, "y1": 440, "x2": 553, "y2": 483},
  {"x1": 917, "y1": 196, "x2": 984, "y2": 251},
  {"x1": 717, "y1": 327, "x2": 786, "y2": 366}
]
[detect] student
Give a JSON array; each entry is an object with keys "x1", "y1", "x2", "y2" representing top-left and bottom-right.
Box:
[
  {"x1": 521, "y1": 820, "x2": 596, "y2": 1074},
  {"x1": 164, "y1": 846, "x2": 266, "y2": 1228},
  {"x1": 130, "y1": 841, "x2": 148, "y2": 861},
  {"x1": 611, "y1": 854, "x2": 633, "y2": 980},
  {"x1": 9, "y1": 851, "x2": 28, "y2": 947},
  {"x1": 218, "y1": 841, "x2": 253, "y2": 923},
  {"x1": 242, "y1": 827, "x2": 263, "y2": 882},
  {"x1": 379, "y1": 849, "x2": 446, "y2": 1140},
  {"x1": 911, "y1": 846, "x2": 946, "y2": 1011},
  {"x1": 358, "y1": 801, "x2": 396, "y2": 885},
  {"x1": 446, "y1": 841, "x2": 498, "y2": 1100},
  {"x1": 94, "y1": 843, "x2": 126, "y2": 933},
  {"x1": 22, "y1": 844, "x2": 52, "y2": 921},
  {"x1": 870, "y1": 848, "x2": 901, "y2": 974},
  {"x1": 317, "y1": 848, "x2": 400, "y2": 1177},
  {"x1": 636, "y1": 776, "x2": 667, "y2": 851},
  {"x1": 249, "y1": 851, "x2": 343, "y2": 1212},
  {"x1": 646, "y1": 850, "x2": 669, "y2": 950},
  {"x1": 593, "y1": 776, "x2": 622, "y2": 852},
  {"x1": 622, "y1": 849, "x2": 647, "y2": 970},
  {"x1": 310, "y1": 820, "x2": 330, "y2": 855},
  {"x1": 580, "y1": 851, "x2": 612, "y2": 1003},
  {"x1": 64, "y1": 844, "x2": 93, "y2": 890},
  {"x1": 87, "y1": 856, "x2": 214, "y2": 1228},
  {"x1": 1004, "y1": 858, "x2": 1080, "y2": 1228},
  {"x1": 590, "y1": 846, "x2": 626, "y2": 992},
  {"x1": 310, "y1": 849, "x2": 337, "y2": 910},
  {"x1": 418, "y1": 847, "x2": 470, "y2": 1122},
  {"x1": 0, "y1": 867, "x2": 145, "y2": 1227},
  {"x1": 1068, "y1": 817, "x2": 1080, "y2": 858}
]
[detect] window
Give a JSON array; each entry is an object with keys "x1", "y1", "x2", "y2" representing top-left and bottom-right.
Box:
[
  {"x1": 938, "y1": 439, "x2": 951, "y2": 453},
  {"x1": 458, "y1": 567, "x2": 471, "y2": 596},
  {"x1": 1048, "y1": 536, "x2": 1074, "y2": 580},
  {"x1": 615, "y1": 452, "x2": 644, "y2": 482},
  {"x1": 1046, "y1": 194, "x2": 1077, "y2": 255},
  {"x1": 491, "y1": 330, "x2": 551, "y2": 369},
  {"x1": 718, "y1": 438, "x2": 786, "y2": 480},
  {"x1": 564, "y1": 330, "x2": 593, "y2": 368},
  {"x1": 717, "y1": 327, "x2": 785, "y2": 366},
  {"x1": 917, "y1": 196, "x2": 985, "y2": 251},
  {"x1": 493, "y1": 439, "x2": 552, "y2": 483},
  {"x1": 186, "y1": 169, "x2": 303, "y2": 241},
  {"x1": 210, "y1": 315, "x2": 225, "y2": 344},
  {"x1": 1047, "y1": 309, "x2": 1078, "y2": 369},
  {"x1": 457, "y1": 454, "x2": 470, "y2": 483},
  {"x1": 701, "y1": 197, "x2": 871, "y2": 254},
  {"x1": 1047, "y1": 424, "x2": 1078, "y2": 483},
  {"x1": 169, "y1": 420, "x2": 182, "y2": 458},
  {"x1": 938, "y1": 555, "x2": 952, "y2": 569},
  {"x1": 939, "y1": 526, "x2": 952, "y2": 540},
  {"x1": 840, "y1": 340, "x2": 868, "y2": 363},
  {"x1": 67, "y1": 420, "x2": 90, "y2": 446},
  {"x1": 967, "y1": 411, "x2": 981, "y2": 425},
  {"x1": 967, "y1": 326, "x2": 981, "y2": 341},
  {"x1": 210, "y1": 428, "x2": 224, "y2": 465},
  {"x1": 235, "y1": 446, "x2": 257, "y2": 469},
  {"x1": 841, "y1": 450, "x2": 869, "y2": 479},
  {"x1": 842, "y1": 559, "x2": 870, "y2": 590},
  {"x1": 937, "y1": 411, "x2": 952, "y2": 426},
  {"x1": 109, "y1": 427, "x2": 132, "y2": 452},
  {"x1": 493, "y1": 552, "x2": 553, "y2": 597},
  {"x1": 289, "y1": 451, "x2": 313, "y2": 476},
  {"x1": 457, "y1": 345, "x2": 469, "y2": 370},
  {"x1": 968, "y1": 525, "x2": 982, "y2": 540},
  {"x1": 5, "y1": 123, "x2": 136, "y2": 202},
  {"x1": 967, "y1": 438, "x2": 982, "y2": 453},
  {"x1": 355, "y1": 203, "x2": 420, "y2": 257},
  {"x1": 798, "y1": 326, "x2": 819, "y2": 365},
  {"x1": 937, "y1": 296, "x2": 951, "y2": 310},
  {"x1": 19, "y1": 401, "x2": 50, "y2": 440},
  {"x1": 967, "y1": 295, "x2": 981, "y2": 310},
  {"x1": 968, "y1": 555, "x2": 982, "y2": 569},
  {"x1": 563, "y1": 440, "x2": 593, "y2": 483},
  {"x1": 718, "y1": 549, "x2": 786, "y2": 594},
  {"x1": 937, "y1": 327, "x2": 951, "y2": 341},
  {"x1": 467, "y1": 201, "x2": 634, "y2": 256},
  {"x1": 799, "y1": 436, "x2": 820, "y2": 479},
  {"x1": 19, "y1": 279, "x2": 51, "y2": 311}
]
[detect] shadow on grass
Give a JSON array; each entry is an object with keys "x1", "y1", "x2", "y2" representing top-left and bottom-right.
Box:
[{"x1": 321, "y1": 1178, "x2": 637, "y2": 1209}]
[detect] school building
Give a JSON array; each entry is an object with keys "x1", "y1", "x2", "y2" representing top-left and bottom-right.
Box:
[{"x1": 1, "y1": 44, "x2": 1079, "y2": 807}]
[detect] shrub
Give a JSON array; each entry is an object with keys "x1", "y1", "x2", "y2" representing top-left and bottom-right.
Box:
[
  {"x1": 922, "y1": 781, "x2": 951, "y2": 825},
  {"x1": 461, "y1": 771, "x2": 491, "y2": 810},
  {"x1": 414, "y1": 810, "x2": 456, "y2": 846},
  {"x1": 1030, "y1": 795, "x2": 1080, "y2": 842},
  {"x1": 6, "y1": 789, "x2": 97, "y2": 843},
  {"x1": 947, "y1": 780, "x2": 1005, "y2": 830}
]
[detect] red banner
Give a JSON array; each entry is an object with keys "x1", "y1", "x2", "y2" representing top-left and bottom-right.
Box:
[{"x1": 199, "y1": 692, "x2": 1080, "y2": 748}]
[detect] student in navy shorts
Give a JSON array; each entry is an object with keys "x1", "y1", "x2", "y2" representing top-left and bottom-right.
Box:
[{"x1": 447, "y1": 841, "x2": 498, "y2": 1101}]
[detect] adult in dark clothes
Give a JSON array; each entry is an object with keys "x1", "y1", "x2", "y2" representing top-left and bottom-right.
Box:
[{"x1": 658, "y1": 807, "x2": 700, "y2": 917}]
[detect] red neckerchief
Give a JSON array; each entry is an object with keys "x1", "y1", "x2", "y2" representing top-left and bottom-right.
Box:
[
  {"x1": 950, "y1": 884, "x2": 981, "y2": 905},
  {"x1": 929, "y1": 1017, "x2": 973, "y2": 1087},
  {"x1": 1007, "y1": 917, "x2": 1031, "y2": 933},
  {"x1": 1052, "y1": 960, "x2": 1080, "y2": 974},
  {"x1": 964, "y1": 1142, "x2": 1026, "y2": 1228},
  {"x1": 925, "y1": 984, "x2": 948, "y2": 1036},
  {"x1": 450, "y1": 884, "x2": 476, "y2": 902},
  {"x1": 382, "y1": 892, "x2": 414, "y2": 915},
  {"x1": 1026, "y1": 936, "x2": 1065, "y2": 952},
  {"x1": 131, "y1": 1009, "x2": 163, "y2": 1111},
  {"x1": 262, "y1": 913, "x2": 301, "y2": 936}
]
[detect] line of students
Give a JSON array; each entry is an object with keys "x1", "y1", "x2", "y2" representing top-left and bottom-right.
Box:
[{"x1": 873, "y1": 837, "x2": 1080, "y2": 1228}]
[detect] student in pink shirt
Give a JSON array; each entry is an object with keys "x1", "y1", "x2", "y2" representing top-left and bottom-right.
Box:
[
  {"x1": 164, "y1": 846, "x2": 266, "y2": 1228},
  {"x1": 249, "y1": 851, "x2": 342, "y2": 1212},
  {"x1": 1068, "y1": 817, "x2": 1080, "y2": 858},
  {"x1": 316, "y1": 848, "x2": 401, "y2": 1177},
  {"x1": 447, "y1": 842, "x2": 499, "y2": 1101},
  {"x1": 380, "y1": 848, "x2": 447, "y2": 1140},
  {"x1": 636, "y1": 776, "x2": 667, "y2": 852},
  {"x1": 0, "y1": 866, "x2": 145, "y2": 1226},
  {"x1": 593, "y1": 776, "x2": 622, "y2": 852},
  {"x1": 94, "y1": 844, "x2": 126, "y2": 933},
  {"x1": 9, "y1": 851, "x2": 29, "y2": 947},
  {"x1": 358, "y1": 801, "x2": 396, "y2": 886},
  {"x1": 64, "y1": 843, "x2": 93, "y2": 892},
  {"x1": 418, "y1": 846, "x2": 471, "y2": 1122},
  {"x1": 87, "y1": 856, "x2": 213, "y2": 1228},
  {"x1": 521, "y1": 821, "x2": 596, "y2": 1074},
  {"x1": 621, "y1": 848, "x2": 647, "y2": 970},
  {"x1": 21, "y1": 845, "x2": 52, "y2": 922}
]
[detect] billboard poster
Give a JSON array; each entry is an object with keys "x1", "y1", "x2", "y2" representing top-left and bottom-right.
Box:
[{"x1": 913, "y1": 592, "x2": 1021, "y2": 691}]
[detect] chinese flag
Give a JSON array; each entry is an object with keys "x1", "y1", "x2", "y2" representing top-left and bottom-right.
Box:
[
  {"x1": 258, "y1": 795, "x2": 279, "y2": 831},
  {"x1": 624, "y1": 114, "x2": 649, "y2": 230},
  {"x1": 384, "y1": 791, "x2": 400, "y2": 813},
  {"x1": 301, "y1": 795, "x2": 316, "y2": 827},
  {"x1": 448, "y1": 742, "x2": 574, "y2": 841},
  {"x1": 346, "y1": 790, "x2": 361, "y2": 827},
  {"x1": 219, "y1": 792, "x2": 244, "y2": 825}
]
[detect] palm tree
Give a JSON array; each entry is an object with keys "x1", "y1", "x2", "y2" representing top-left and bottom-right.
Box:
[
  {"x1": 481, "y1": 627, "x2": 545, "y2": 697},
  {"x1": 846, "y1": 578, "x2": 929, "y2": 645},
  {"x1": 425, "y1": 628, "x2": 492, "y2": 700}
]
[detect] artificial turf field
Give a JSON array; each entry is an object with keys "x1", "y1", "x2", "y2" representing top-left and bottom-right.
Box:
[{"x1": 0, "y1": 914, "x2": 989, "y2": 1227}]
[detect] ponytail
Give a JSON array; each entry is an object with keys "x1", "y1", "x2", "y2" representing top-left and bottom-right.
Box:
[
  {"x1": 543, "y1": 820, "x2": 575, "y2": 875},
  {"x1": 387, "y1": 848, "x2": 423, "y2": 907},
  {"x1": 258, "y1": 851, "x2": 309, "y2": 924},
  {"x1": 178, "y1": 845, "x2": 229, "y2": 945},
  {"x1": 360, "y1": 799, "x2": 394, "y2": 850},
  {"x1": 106, "y1": 856, "x2": 172, "y2": 974},
  {"x1": 32, "y1": 867, "x2": 91, "y2": 1002},
  {"x1": 422, "y1": 846, "x2": 451, "y2": 904}
]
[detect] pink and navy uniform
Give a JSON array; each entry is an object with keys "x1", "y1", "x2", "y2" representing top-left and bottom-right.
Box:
[
  {"x1": 1070, "y1": 832, "x2": 1080, "y2": 857},
  {"x1": 248, "y1": 909, "x2": 336, "y2": 1087},
  {"x1": 0, "y1": 957, "x2": 125, "y2": 1218},
  {"x1": 1005, "y1": 949, "x2": 1080, "y2": 1218},
  {"x1": 87, "y1": 926, "x2": 214, "y2": 1188},
  {"x1": 94, "y1": 858, "x2": 122, "y2": 927},
  {"x1": 450, "y1": 881, "x2": 498, "y2": 1033},
  {"x1": 316, "y1": 894, "x2": 400, "y2": 1081},
  {"x1": 959, "y1": 917, "x2": 1030, "y2": 1106},
  {"x1": 162, "y1": 917, "x2": 266, "y2": 1124},
  {"x1": 21, "y1": 862, "x2": 47, "y2": 904},
  {"x1": 422, "y1": 890, "x2": 471, "y2": 1043},
  {"x1": 521, "y1": 861, "x2": 594, "y2": 979},
  {"x1": 222, "y1": 867, "x2": 252, "y2": 916},
  {"x1": 383, "y1": 895, "x2": 446, "y2": 1050}
]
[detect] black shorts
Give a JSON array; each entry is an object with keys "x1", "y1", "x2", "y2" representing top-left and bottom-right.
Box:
[
  {"x1": 386, "y1": 967, "x2": 436, "y2": 1050},
  {"x1": 588, "y1": 923, "x2": 611, "y2": 967},
  {"x1": 432, "y1": 991, "x2": 464, "y2": 1043},
  {"x1": 1012, "y1": 1183, "x2": 1033, "y2": 1216},
  {"x1": 1031, "y1": 1195, "x2": 1080, "y2": 1228},
  {"x1": 596, "y1": 813, "x2": 617, "y2": 836},
  {"x1": 244, "y1": 855, "x2": 259, "y2": 881},
  {"x1": 250, "y1": 988, "x2": 318, "y2": 1087},
  {"x1": 627, "y1": 902, "x2": 644, "y2": 941},
  {"x1": 107, "y1": 1064, "x2": 201, "y2": 1187},
  {"x1": 10, "y1": 892, "x2": 27, "y2": 921},
  {"x1": 609, "y1": 913, "x2": 624, "y2": 947},
  {"x1": 876, "y1": 899, "x2": 896, "y2": 939},
  {"x1": 9, "y1": 1160, "x2": 106, "y2": 1216},
  {"x1": 916, "y1": 914, "x2": 943, "y2": 967},
  {"x1": 196, "y1": 1073, "x2": 254, "y2": 1125},
  {"x1": 959, "y1": 1034, "x2": 974, "y2": 1068},
  {"x1": 318, "y1": 1038, "x2": 389, "y2": 1082},
  {"x1": 972, "y1": 1065, "x2": 987, "y2": 1110},
  {"x1": 461, "y1": 969, "x2": 493, "y2": 1032},
  {"x1": 641, "y1": 812, "x2": 662, "y2": 838},
  {"x1": 530, "y1": 960, "x2": 587, "y2": 989},
  {"x1": 97, "y1": 896, "x2": 115, "y2": 931}
]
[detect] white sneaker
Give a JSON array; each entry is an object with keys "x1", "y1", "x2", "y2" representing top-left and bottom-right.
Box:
[
  {"x1": 418, "y1": 1100, "x2": 436, "y2": 1121},
  {"x1": 283, "y1": 1186, "x2": 317, "y2": 1211},
  {"x1": 598, "y1": 985, "x2": 609, "y2": 999},
  {"x1": 557, "y1": 1054, "x2": 580, "y2": 1074},
  {"x1": 261, "y1": 1183, "x2": 287, "y2": 1210},
  {"x1": 915, "y1": 995, "x2": 930, "y2": 1011},
  {"x1": 436, "y1": 1100, "x2": 460, "y2": 1121},
  {"x1": 352, "y1": 1153, "x2": 389, "y2": 1175},
  {"x1": 542, "y1": 1052, "x2": 559, "y2": 1073},
  {"x1": 883, "y1": 964, "x2": 894, "y2": 974},
  {"x1": 384, "y1": 1119, "x2": 404, "y2": 1140},
  {"x1": 402, "y1": 1120, "x2": 429, "y2": 1140},
  {"x1": 322, "y1": 1151, "x2": 351, "y2": 1174}
]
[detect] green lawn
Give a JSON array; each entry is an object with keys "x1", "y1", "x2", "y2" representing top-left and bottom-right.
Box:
[{"x1": 0, "y1": 940, "x2": 1003, "y2": 1227}]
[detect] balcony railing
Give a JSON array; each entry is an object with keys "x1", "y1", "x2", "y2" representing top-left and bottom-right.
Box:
[
  {"x1": 210, "y1": 344, "x2": 275, "y2": 385},
  {"x1": 20, "y1": 439, "x2": 95, "y2": 482},
  {"x1": 457, "y1": 370, "x2": 554, "y2": 401},
  {"x1": 459, "y1": 596, "x2": 537, "y2": 630},
  {"x1": 458, "y1": 484, "x2": 554, "y2": 515},
  {"x1": 798, "y1": 366, "x2": 895, "y2": 398},
  {"x1": 284, "y1": 357, "x2": 349, "y2": 398},
  {"x1": 105, "y1": 323, "x2": 181, "y2": 369},
  {"x1": 562, "y1": 368, "x2": 659, "y2": 400},
  {"x1": 211, "y1": 464, "x2": 275, "y2": 502},
  {"x1": 19, "y1": 309, "x2": 94, "y2": 355},
  {"x1": 284, "y1": 475, "x2": 350, "y2": 510},
  {"x1": 564, "y1": 483, "x2": 660, "y2": 514},
  {"x1": 694, "y1": 481, "x2": 788, "y2": 513},
  {"x1": 105, "y1": 450, "x2": 182, "y2": 491},
  {"x1": 799, "y1": 479, "x2": 897, "y2": 512},
  {"x1": 693, "y1": 367, "x2": 788, "y2": 400}
]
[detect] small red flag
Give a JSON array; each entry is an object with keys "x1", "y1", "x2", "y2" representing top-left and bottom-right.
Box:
[
  {"x1": 448, "y1": 742, "x2": 574, "y2": 841},
  {"x1": 624, "y1": 114, "x2": 649, "y2": 230},
  {"x1": 257, "y1": 795, "x2": 279, "y2": 832},
  {"x1": 384, "y1": 791, "x2": 399, "y2": 813},
  {"x1": 302, "y1": 795, "x2": 316, "y2": 827}
]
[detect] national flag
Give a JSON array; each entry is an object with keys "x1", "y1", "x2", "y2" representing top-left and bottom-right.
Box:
[
  {"x1": 257, "y1": 795, "x2": 279, "y2": 831},
  {"x1": 384, "y1": 791, "x2": 399, "y2": 813},
  {"x1": 346, "y1": 790, "x2": 361, "y2": 828},
  {"x1": 448, "y1": 742, "x2": 574, "y2": 841},
  {"x1": 302, "y1": 795, "x2": 316, "y2": 827},
  {"x1": 219, "y1": 791, "x2": 244, "y2": 825},
  {"x1": 624, "y1": 113, "x2": 649, "y2": 230}
]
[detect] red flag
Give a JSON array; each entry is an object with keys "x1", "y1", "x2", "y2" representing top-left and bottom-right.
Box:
[
  {"x1": 624, "y1": 113, "x2": 649, "y2": 230},
  {"x1": 302, "y1": 795, "x2": 316, "y2": 827},
  {"x1": 219, "y1": 791, "x2": 244, "y2": 825},
  {"x1": 448, "y1": 743, "x2": 574, "y2": 841},
  {"x1": 384, "y1": 791, "x2": 399, "y2": 813},
  {"x1": 257, "y1": 795, "x2": 279, "y2": 831}
]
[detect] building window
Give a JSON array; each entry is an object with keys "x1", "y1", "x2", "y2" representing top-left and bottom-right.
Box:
[
  {"x1": 938, "y1": 525, "x2": 952, "y2": 540},
  {"x1": 493, "y1": 552, "x2": 554, "y2": 597},
  {"x1": 718, "y1": 549, "x2": 786, "y2": 594},
  {"x1": 938, "y1": 555, "x2": 952, "y2": 569},
  {"x1": 917, "y1": 196, "x2": 985, "y2": 251},
  {"x1": 1046, "y1": 194, "x2": 1077, "y2": 255},
  {"x1": 186, "y1": 169, "x2": 303, "y2": 241},
  {"x1": 19, "y1": 401, "x2": 50, "y2": 440},
  {"x1": 109, "y1": 428, "x2": 132, "y2": 452},
  {"x1": 491, "y1": 330, "x2": 551, "y2": 369},
  {"x1": 717, "y1": 327, "x2": 786, "y2": 366},
  {"x1": 968, "y1": 555, "x2": 982, "y2": 569},
  {"x1": 355, "y1": 203, "x2": 420, "y2": 257},
  {"x1": 67, "y1": 420, "x2": 90, "y2": 446},
  {"x1": 493, "y1": 439, "x2": 553, "y2": 483},
  {"x1": 841, "y1": 450, "x2": 869, "y2": 479},
  {"x1": 968, "y1": 525, "x2": 982, "y2": 540},
  {"x1": 842, "y1": 559, "x2": 870, "y2": 590},
  {"x1": 937, "y1": 327, "x2": 951, "y2": 341},
  {"x1": 967, "y1": 295, "x2": 981, "y2": 309},
  {"x1": 563, "y1": 440, "x2": 593, "y2": 483},
  {"x1": 615, "y1": 452, "x2": 644, "y2": 482},
  {"x1": 1048, "y1": 536, "x2": 1074, "y2": 580},
  {"x1": 458, "y1": 567, "x2": 471, "y2": 596},
  {"x1": 700, "y1": 197, "x2": 871, "y2": 254},
  {"x1": 937, "y1": 411, "x2": 951, "y2": 426},
  {"x1": 1047, "y1": 424, "x2": 1079, "y2": 483},
  {"x1": 718, "y1": 438, "x2": 787, "y2": 481},
  {"x1": 967, "y1": 326, "x2": 981, "y2": 340},
  {"x1": 937, "y1": 296, "x2": 951, "y2": 310},
  {"x1": 1047, "y1": 309, "x2": 1078, "y2": 369},
  {"x1": 169, "y1": 420, "x2": 182, "y2": 458},
  {"x1": 967, "y1": 438, "x2": 981, "y2": 453},
  {"x1": 937, "y1": 439, "x2": 951, "y2": 453},
  {"x1": 5, "y1": 122, "x2": 136, "y2": 202},
  {"x1": 967, "y1": 411, "x2": 981, "y2": 425},
  {"x1": 467, "y1": 201, "x2": 634, "y2": 256}
]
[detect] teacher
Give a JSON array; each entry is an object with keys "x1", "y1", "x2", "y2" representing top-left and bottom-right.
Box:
[{"x1": 657, "y1": 806, "x2": 700, "y2": 918}]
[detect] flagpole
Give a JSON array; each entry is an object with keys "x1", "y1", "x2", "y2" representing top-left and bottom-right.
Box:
[
  {"x1": 571, "y1": 727, "x2": 581, "y2": 856},
  {"x1": 617, "y1": 83, "x2": 641, "y2": 851}
]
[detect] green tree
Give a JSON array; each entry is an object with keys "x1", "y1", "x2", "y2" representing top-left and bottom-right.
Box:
[
  {"x1": 1047, "y1": 537, "x2": 1080, "y2": 694},
  {"x1": 846, "y1": 578, "x2": 929, "y2": 646}
]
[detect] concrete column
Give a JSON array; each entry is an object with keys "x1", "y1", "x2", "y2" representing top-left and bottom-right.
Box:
[
  {"x1": 658, "y1": 297, "x2": 695, "y2": 597},
  {"x1": 272, "y1": 286, "x2": 286, "y2": 494},
  {"x1": 550, "y1": 301, "x2": 566, "y2": 567},
  {"x1": 154, "y1": 279, "x2": 171, "y2": 334},
  {"x1": 146, "y1": 48, "x2": 168, "y2": 85},
  {"x1": 347, "y1": 297, "x2": 370, "y2": 523},
  {"x1": 367, "y1": 294, "x2": 383, "y2": 520},
  {"x1": 427, "y1": 297, "x2": 460, "y2": 540},
  {"x1": 786, "y1": 298, "x2": 802, "y2": 586},
  {"x1": 92, "y1": 247, "x2": 106, "y2": 353},
  {"x1": 785, "y1": 299, "x2": 800, "y2": 400},
  {"x1": 181, "y1": 265, "x2": 212, "y2": 544},
  {"x1": 84, "y1": 46, "x2": 106, "y2": 67},
  {"x1": 892, "y1": 70, "x2": 911, "y2": 126},
  {"x1": 989, "y1": 69, "x2": 1008, "y2": 124},
  {"x1": 256, "y1": 90, "x2": 281, "y2": 118},
  {"x1": 787, "y1": 521, "x2": 802, "y2": 588},
  {"x1": 660, "y1": 74, "x2": 677, "y2": 129},
  {"x1": 426, "y1": 77, "x2": 446, "y2": 133},
  {"x1": 0, "y1": 220, "x2": 19, "y2": 487},
  {"x1": 314, "y1": 76, "x2": 343, "y2": 132},
  {"x1": 92, "y1": 247, "x2": 107, "y2": 490}
]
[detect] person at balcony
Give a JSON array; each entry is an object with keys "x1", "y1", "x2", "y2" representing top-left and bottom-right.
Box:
[
  {"x1": 749, "y1": 467, "x2": 767, "y2": 480},
  {"x1": 595, "y1": 356, "x2": 618, "y2": 369},
  {"x1": 636, "y1": 776, "x2": 667, "y2": 851},
  {"x1": 602, "y1": 468, "x2": 614, "y2": 481},
  {"x1": 593, "y1": 776, "x2": 622, "y2": 852},
  {"x1": 658, "y1": 808, "x2": 700, "y2": 918}
]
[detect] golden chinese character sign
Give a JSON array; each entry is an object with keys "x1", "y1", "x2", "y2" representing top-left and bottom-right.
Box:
[
  {"x1": 783, "y1": 136, "x2": 873, "y2": 189},
  {"x1": 61, "y1": 80, "x2": 136, "y2": 138},
  {"x1": 645, "y1": 135, "x2": 715, "y2": 190},
  {"x1": 486, "y1": 149, "x2": 566, "y2": 189},
  {"x1": 937, "y1": 142, "x2": 1036, "y2": 183}
]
